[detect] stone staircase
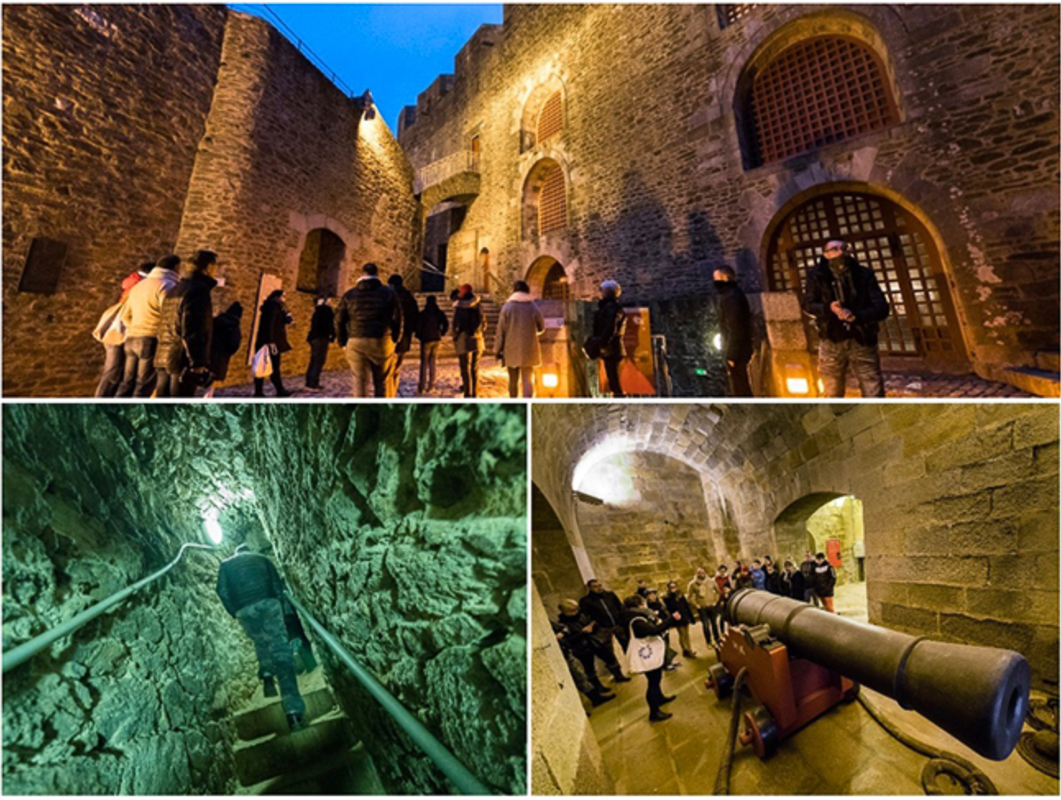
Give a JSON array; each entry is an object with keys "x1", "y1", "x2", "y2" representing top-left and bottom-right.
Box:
[
  {"x1": 1001, "y1": 350, "x2": 1060, "y2": 397},
  {"x1": 412, "y1": 293, "x2": 501, "y2": 359},
  {"x1": 232, "y1": 670, "x2": 384, "y2": 795}
]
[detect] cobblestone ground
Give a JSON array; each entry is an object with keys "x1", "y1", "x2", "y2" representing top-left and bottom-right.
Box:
[
  {"x1": 215, "y1": 359, "x2": 1033, "y2": 399},
  {"x1": 215, "y1": 357, "x2": 512, "y2": 399}
]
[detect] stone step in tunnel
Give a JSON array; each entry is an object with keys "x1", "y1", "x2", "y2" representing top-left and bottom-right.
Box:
[{"x1": 1, "y1": 404, "x2": 527, "y2": 795}]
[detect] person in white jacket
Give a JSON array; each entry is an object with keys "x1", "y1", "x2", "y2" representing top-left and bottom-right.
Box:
[
  {"x1": 117, "y1": 254, "x2": 181, "y2": 396},
  {"x1": 495, "y1": 280, "x2": 545, "y2": 398}
]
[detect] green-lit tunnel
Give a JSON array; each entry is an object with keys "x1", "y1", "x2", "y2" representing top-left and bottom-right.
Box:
[{"x1": 1, "y1": 404, "x2": 527, "y2": 795}]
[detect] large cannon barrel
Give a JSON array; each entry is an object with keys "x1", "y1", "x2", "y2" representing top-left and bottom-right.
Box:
[{"x1": 725, "y1": 588, "x2": 1030, "y2": 760}]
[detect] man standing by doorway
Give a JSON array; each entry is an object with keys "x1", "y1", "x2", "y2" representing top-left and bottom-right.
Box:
[
  {"x1": 803, "y1": 240, "x2": 890, "y2": 397},
  {"x1": 216, "y1": 544, "x2": 307, "y2": 731}
]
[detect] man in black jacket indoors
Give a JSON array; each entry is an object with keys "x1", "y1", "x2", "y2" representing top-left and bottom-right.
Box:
[
  {"x1": 803, "y1": 240, "x2": 890, "y2": 397},
  {"x1": 713, "y1": 265, "x2": 753, "y2": 397},
  {"x1": 580, "y1": 578, "x2": 630, "y2": 652},
  {"x1": 216, "y1": 544, "x2": 306, "y2": 730}
]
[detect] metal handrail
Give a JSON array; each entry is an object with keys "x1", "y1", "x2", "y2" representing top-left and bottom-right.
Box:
[
  {"x1": 2, "y1": 543, "x2": 219, "y2": 673},
  {"x1": 283, "y1": 592, "x2": 494, "y2": 795}
]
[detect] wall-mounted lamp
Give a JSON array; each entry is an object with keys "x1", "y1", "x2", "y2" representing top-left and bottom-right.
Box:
[
  {"x1": 573, "y1": 490, "x2": 604, "y2": 506},
  {"x1": 357, "y1": 89, "x2": 377, "y2": 121},
  {"x1": 713, "y1": 332, "x2": 723, "y2": 351}
]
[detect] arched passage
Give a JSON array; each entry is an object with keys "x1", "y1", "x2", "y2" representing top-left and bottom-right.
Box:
[
  {"x1": 775, "y1": 491, "x2": 866, "y2": 617},
  {"x1": 522, "y1": 158, "x2": 568, "y2": 244},
  {"x1": 525, "y1": 255, "x2": 569, "y2": 300},
  {"x1": 296, "y1": 228, "x2": 345, "y2": 297},
  {"x1": 765, "y1": 186, "x2": 969, "y2": 370}
]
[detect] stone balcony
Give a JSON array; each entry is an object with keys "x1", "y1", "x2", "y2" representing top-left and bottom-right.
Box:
[{"x1": 414, "y1": 150, "x2": 481, "y2": 209}]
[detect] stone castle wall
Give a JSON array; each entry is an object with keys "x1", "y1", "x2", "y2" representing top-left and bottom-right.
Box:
[
  {"x1": 400, "y1": 4, "x2": 1060, "y2": 385},
  {"x1": 2, "y1": 5, "x2": 228, "y2": 396},
  {"x1": 2, "y1": 7, "x2": 419, "y2": 396}
]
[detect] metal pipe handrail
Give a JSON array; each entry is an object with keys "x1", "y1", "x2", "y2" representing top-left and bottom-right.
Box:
[
  {"x1": 2, "y1": 542, "x2": 218, "y2": 673},
  {"x1": 284, "y1": 592, "x2": 494, "y2": 795}
]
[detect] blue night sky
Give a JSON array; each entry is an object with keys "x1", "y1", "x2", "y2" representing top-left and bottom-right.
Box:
[{"x1": 231, "y1": 4, "x2": 503, "y2": 132}]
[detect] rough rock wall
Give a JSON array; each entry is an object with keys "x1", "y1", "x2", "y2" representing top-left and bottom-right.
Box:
[
  {"x1": 2, "y1": 406, "x2": 257, "y2": 794},
  {"x1": 3, "y1": 405, "x2": 527, "y2": 794},
  {"x1": 532, "y1": 403, "x2": 1059, "y2": 687},
  {"x1": 242, "y1": 404, "x2": 527, "y2": 794},
  {"x1": 1, "y1": 5, "x2": 227, "y2": 397},
  {"x1": 401, "y1": 4, "x2": 1060, "y2": 383},
  {"x1": 175, "y1": 12, "x2": 420, "y2": 386}
]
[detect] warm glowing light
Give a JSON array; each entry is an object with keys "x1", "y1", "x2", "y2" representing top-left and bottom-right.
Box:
[
  {"x1": 786, "y1": 377, "x2": 810, "y2": 395},
  {"x1": 203, "y1": 508, "x2": 223, "y2": 544},
  {"x1": 817, "y1": 379, "x2": 825, "y2": 394},
  {"x1": 542, "y1": 371, "x2": 560, "y2": 389},
  {"x1": 713, "y1": 333, "x2": 723, "y2": 351}
]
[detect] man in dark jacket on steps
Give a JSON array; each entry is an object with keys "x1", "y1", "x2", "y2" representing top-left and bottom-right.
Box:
[
  {"x1": 803, "y1": 240, "x2": 890, "y2": 397},
  {"x1": 335, "y1": 263, "x2": 402, "y2": 398},
  {"x1": 217, "y1": 544, "x2": 306, "y2": 730}
]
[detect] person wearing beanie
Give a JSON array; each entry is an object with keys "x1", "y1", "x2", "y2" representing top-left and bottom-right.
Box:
[
  {"x1": 334, "y1": 263, "x2": 403, "y2": 397},
  {"x1": 496, "y1": 279, "x2": 545, "y2": 397},
  {"x1": 591, "y1": 279, "x2": 627, "y2": 398},
  {"x1": 452, "y1": 282, "x2": 485, "y2": 398}
]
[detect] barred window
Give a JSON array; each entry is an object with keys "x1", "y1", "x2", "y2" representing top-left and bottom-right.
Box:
[
  {"x1": 747, "y1": 36, "x2": 898, "y2": 167},
  {"x1": 538, "y1": 165, "x2": 567, "y2": 234},
  {"x1": 537, "y1": 91, "x2": 563, "y2": 143},
  {"x1": 717, "y1": 4, "x2": 752, "y2": 29}
]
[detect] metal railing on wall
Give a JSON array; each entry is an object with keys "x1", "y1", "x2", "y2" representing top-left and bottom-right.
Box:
[
  {"x1": 284, "y1": 592, "x2": 494, "y2": 795},
  {"x1": 228, "y1": 4, "x2": 359, "y2": 99},
  {"x1": 2, "y1": 542, "x2": 219, "y2": 673}
]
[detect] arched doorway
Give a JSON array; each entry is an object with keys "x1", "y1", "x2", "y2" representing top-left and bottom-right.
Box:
[
  {"x1": 296, "y1": 228, "x2": 345, "y2": 297},
  {"x1": 774, "y1": 492, "x2": 866, "y2": 620},
  {"x1": 526, "y1": 255, "x2": 569, "y2": 300},
  {"x1": 766, "y1": 188, "x2": 968, "y2": 370}
]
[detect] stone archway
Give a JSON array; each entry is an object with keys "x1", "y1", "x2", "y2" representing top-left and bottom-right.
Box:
[
  {"x1": 525, "y1": 255, "x2": 569, "y2": 300},
  {"x1": 296, "y1": 228, "x2": 345, "y2": 297},
  {"x1": 764, "y1": 186, "x2": 970, "y2": 371}
]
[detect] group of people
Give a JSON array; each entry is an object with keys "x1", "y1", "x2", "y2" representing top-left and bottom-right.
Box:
[
  {"x1": 92, "y1": 255, "x2": 556, "y2": 399},
  {"x1": 553, "y1": 554, "x2": 839, "y2": 722}
]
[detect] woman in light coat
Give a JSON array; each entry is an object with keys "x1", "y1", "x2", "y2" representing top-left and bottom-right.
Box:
[{"x1": 495, "y1": 280, "x2": 545, "y2": 397}]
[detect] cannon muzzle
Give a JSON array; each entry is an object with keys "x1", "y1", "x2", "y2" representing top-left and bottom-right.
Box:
[{"x1": 726, "y1": 588, "x2": 1030, "y2": 760}]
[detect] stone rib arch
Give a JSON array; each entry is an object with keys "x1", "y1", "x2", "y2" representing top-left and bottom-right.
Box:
[
  {"x1": 520, "y1": 154, "x2": 572, "y2": 244},
  {"x1": 519, "y1": 74, "x2": 566, "y2": 153}
]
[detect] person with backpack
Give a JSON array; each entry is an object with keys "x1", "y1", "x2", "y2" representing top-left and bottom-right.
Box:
[
  {"x1": 156, "y1": 250, "x2": 217, "y2": 398},
  {"x1": 452, "y1": 283, "x2": 485, "y2": 398},
  {"x1": 204, "y1": 302, "x2": 243, "y2": 398},
  {"x1": 304, "y1": 296, "x2": 334, "y2": 392}
]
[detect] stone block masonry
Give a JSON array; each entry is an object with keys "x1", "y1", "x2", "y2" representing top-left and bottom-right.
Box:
[{"x1": 2, "y1": 6, "x2": 419, "y2": 396}]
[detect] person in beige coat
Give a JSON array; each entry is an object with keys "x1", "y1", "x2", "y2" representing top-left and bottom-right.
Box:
[
  {"x1": 495, "y1": 280, "x2": 545, "y2": 398},
  {"x1": 687, "y1": 566, "x2": 722, "y2": 649}
]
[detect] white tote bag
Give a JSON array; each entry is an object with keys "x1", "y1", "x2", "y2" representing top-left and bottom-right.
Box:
[
  {"x1": 251, "y1": 345, "x2": 273, "y2": 378},
  {"x1": 625, "y1": 619, "x2": 666, "y2": 674}
]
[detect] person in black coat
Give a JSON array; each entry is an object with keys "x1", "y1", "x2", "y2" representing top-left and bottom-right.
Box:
[
  {"x1": 416, "y1": 295, "x2": 449, "y2": 394},
  {"x1": 555, "y1": 599, "x2": 629, "y2": 691},
  {"x1": 304, "y1": 296, "x2": 334, "y2": 391},
  {"x1": 579, "y1": 578, "x2": 629, "y2": 652},
  {"x1": 664, "y1": 580, "x2": 697, "y2": 657},
  {"x1": 204, "y1": 302, "x2": 242, "y2": 398},
  {"x1": 621, "y1": 594, "x2": 678, "y2": 721},
  {"x1": 254, "y1": 289, "x2": 293, "y2": 398},
  {"x1": 592, "y1": 279, "x2": 627, "y2": 398},
  {"x1": 803, "y1": 240, "x2": 890, "y2": 397},
  {"x1": 388, "y1": 274, "x2": 420, "y2": 395},
  {"x1": 335, "y1": 263, "x2": 403, "y2": 398},
  {"x1": 713, "y1": 265, "x2": 754, "y2": 397},
  {"x1": 156, "y1": 250, "x2": 218, "y2": 398},
  {"x1": 217, "y1": 544, "x2": 306, "y2": 730}
]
